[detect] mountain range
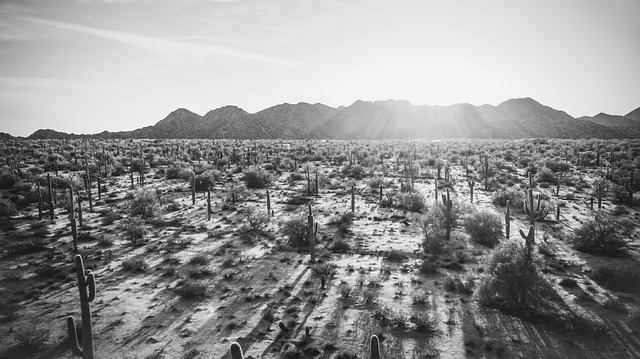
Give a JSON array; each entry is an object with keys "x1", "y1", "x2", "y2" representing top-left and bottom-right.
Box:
[{"x1": 14, "y1": 98, "x2": 640, "y2": 140}]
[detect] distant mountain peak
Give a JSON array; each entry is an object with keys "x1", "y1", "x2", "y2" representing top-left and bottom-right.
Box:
[{"x1": 16, "y1": 98, "x2": 639, "y2": 139}]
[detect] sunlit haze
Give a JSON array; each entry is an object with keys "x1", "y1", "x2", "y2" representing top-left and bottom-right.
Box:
[{"x1": 1, "y1": 0, "x2": 638, "y2": 137}]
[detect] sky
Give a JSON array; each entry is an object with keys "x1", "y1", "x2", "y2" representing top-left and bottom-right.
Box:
[{"x1": 0, "y1": 0, "x2": 639, "y2": 137}]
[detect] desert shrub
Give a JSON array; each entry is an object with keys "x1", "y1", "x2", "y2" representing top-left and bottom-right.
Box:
[
  {"x1": 328, "y1": 212, "x2": 354, "y2": 234},
  {"x1": 491, "y1": 187, "x2": 524, "y2": 209},
  {"x1": 130, "y1": 189, "x2": 159, "y2": 219},
  {"x1": 410, "y1": 312, "x2": 437, "y2": 333},
  {"x1": 443, "y1": 275, "x2": 474, "y2": 295},
  {"x1": 0, "y1": 198, "x2": 17, "y2": 217},
  {"x1": 536, "y1": 168, "x2": 557, "y2": 184},
  {"x1": 241, "y1": 206, "x2": 268, "y2": 232},
  {"x1": 591, "y1": 265, "x2": 640, "y2": 293},
  {"x1": 29, "y1": 221, "x2": 50, "y2": 238},
  {"x1": 331, "y1": 238, "x2": 351, "y2": 252},
  {"x1": 101, "y1": 209, "x2": 119, "y2": 225},
  {"x1": 475, "y1": 241, "x2": 554, "y2": 311},
  {"x1": 419, "y1": 259, "x2": 439, "y2": 275},
  {"x1": 545, "y1": 159, "x2": 570, "y2": 173},
  {"x1": 571, "y1": 211, "x2": 632, "y2": 256},
  {"x1": 463, "y1": 209, "x2": 503, "y2": 248},
  {"x1": 417, "y1": 214, "x2": 446, "y2": 255},
  {"x1": 225, "y1": 184, "x2": 250, "y2": 203},
  {"x1": 341, "y1": 164, "x2": 367, "y2": 179},
  {"x1": 394, "y1": 191, "x2": 426, "y2": 212},
  {"x1": 188, "y1": 254, "x2": 211, "y2": 266},
  {"x1": 280, "y1": 210, "x2": 308, "y2": 247},
  {"x1": 124, "y1": 216, "x2": 147, "y2": 245},
  {"x1": 176, "y1": 280, "x2": 208, "y2": 299},
  {"x1": 611, "y1": 185, "x2": 629, "y2": 203},
  {"x1": 385, "y1": 249, "x2": 408, "y2": 262},
  {"x1": 0, "y1": 170, "x2": 17, "y2": 190},
  {"x1": 367, "y1": 176, "x2": 384, "y2": 189},
  {"x1": 242, "y1": 168, "x2": 272, "y2": 189},
  {"x1": 165, "y1": 166, "x2": 184, "y2": 179},
  {"x1": 194, "y1": 171, "x2": 221, "y2": 192},
  {"x1": 122, "y1": 256, "x2": 148, "y2": 272}
]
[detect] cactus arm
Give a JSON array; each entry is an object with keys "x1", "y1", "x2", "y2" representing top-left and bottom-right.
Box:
[
  {"x1": 230, "y1": 342, "x2": 244, "y2": 359},
  {"x1": 370, "y1": 334, "x2": 381, "y2": 359},
  {"x1": 87, "y1": 270, "x2": 96, "y2": 302},
  {"x1": 67, "y1": 316, "x2": 83, "y2": 357}
]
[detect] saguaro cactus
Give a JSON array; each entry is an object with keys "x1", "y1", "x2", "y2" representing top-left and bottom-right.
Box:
[
  {"x1": 207, "y1": 187, "x2": 211, "y2": 221},
  {"x1": 307, "y1": 204, "x2": 317, "y2": 262},
  {"x1": 47, "y1": 173, "x2": 54, "y2": 220},
  {"x1": 191, "y1": 174, "x2": 196, "y2": 205},
  {"x1": 266, "y1": 190, "x2": 271, "y2": 218},
  {"x1": 36, "y1": 182, "x2": 43, "y2": 220},
  {"x1": 370, "y1": 334, "x2": 381, "y2": 359},
  {"x1": 597, "y1": 182, "x2": 602, "y2": 209},
  {"x1": 441, "y1": 188, "x2": 453, "y2": 241},
  {"x1": 467, "y1": 178, "x2": 475, "y2": 203},
  {"x1": 626, "y1": 170, "x2": 636, "y2": 205},
  {"x1": 230, "y1": 342, "x2": 244, "y2": 359},
  {"x1": 505, "y1": 200, "x2": 510, "y2": 239},
  {"x1": 66, "y1": 254, "x2": 95, "y2": 358},
  {"x1": 524, "y1": 188, "x2": 540, "y2": 229},
  {"x1": 69, "y1": 186, "x2": 78, "y2": 252},
  {"x1": 519, "y1": 225, "x2": 535, "y2": 261}
]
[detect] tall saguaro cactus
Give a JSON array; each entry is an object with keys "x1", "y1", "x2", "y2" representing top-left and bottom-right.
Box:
[
  {"x1": 519, "y1": 225, "x2": 535, "y2": 261},
  {"x1": 524, "y1": 188, "x2": 540, "y2": 229},
  {"x1": 191, "y1": 174, "x2": 196, "y2": 205},
  {"x1": 47, "y1": 173, "x2": 54, "y2": 220},
  {"x1": 626, "y1": 170, "x2": 636, "y2": 205},
  {"x1": 266, "y1": 190, "x2": 271, "y2": 218},
  {"x1": 441, "y1": 188, "x2": 453, "y2": 241},
  {"x1": 505, "y1": 200, "x2": 510, "y2": 239},
  {"x1": 307, "y1": 204, "x2": 318, "y2": 262},
  {"x1": 69, "y1": 186, "x2": 78, "y2": 252},
  {"x1": 66, "y1": 254, "x2": 96, "y2": 359},
  {"x1": 467, "y1": 178, "x2": 475, "y2": 203}
]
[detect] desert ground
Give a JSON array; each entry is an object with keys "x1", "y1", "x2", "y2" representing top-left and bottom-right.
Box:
[{"x1": 1, "y1": 138, "x2": 639, "y2": 359}]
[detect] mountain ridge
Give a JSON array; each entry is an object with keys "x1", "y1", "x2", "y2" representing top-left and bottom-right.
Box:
[{"x1": 10, "y1": 98, "x2": 640, "y2": 140}]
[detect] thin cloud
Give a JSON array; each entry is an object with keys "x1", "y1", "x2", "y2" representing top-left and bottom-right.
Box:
[{"x1": 23, "y1": 16, "x2": 304, "y2": 67}]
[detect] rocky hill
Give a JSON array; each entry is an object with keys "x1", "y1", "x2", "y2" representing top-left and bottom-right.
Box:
[{"x1": 16, "y1": 98, "x2": 640, "y2": 140}]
